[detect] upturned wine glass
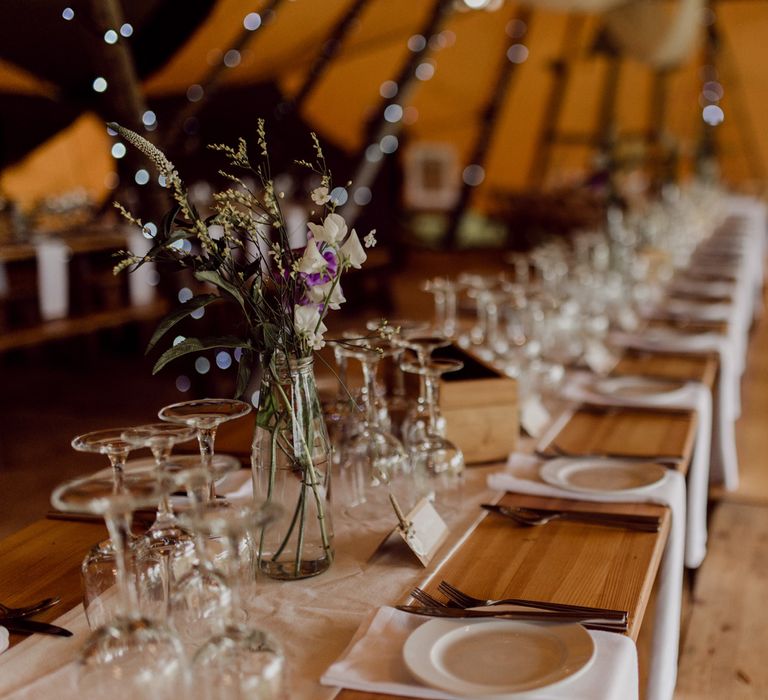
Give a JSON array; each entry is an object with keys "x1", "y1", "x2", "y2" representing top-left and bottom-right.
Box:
[
  {"x1": 51, "y1": 471, "x2": 188, "y2": 699},
  {"x1": 158, "y1": 398, "x2": 251, "y2": 501},
  {"x1": 187, "y1": 501, "x2": 285, "y2": 699},
  {"x1": 334, "y1": 341, "x2": 410, "y2": 520},
  {"x1": 163, "y1": 454, "x2": 242, "y2": 653},
  {"x1": 400, "y1": 358, "x2": 465, "y2": 507}
]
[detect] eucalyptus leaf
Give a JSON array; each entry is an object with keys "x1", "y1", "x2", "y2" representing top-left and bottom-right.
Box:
[
  {"x1": 146, "y1": 294, "x2": 225, "y2": 354},
  {"x1": 194, "y1": 270, "x2": 246, "y2": 310},
  {"x1": 152, "y1": 336, "x2": 249, "y2": 374}
]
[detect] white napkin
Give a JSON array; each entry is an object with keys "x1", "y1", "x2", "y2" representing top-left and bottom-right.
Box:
[
  {"x1": 0, "y1": 626, "x2": 8, "y2": 655},
  {"x1": 321, "y1": 606, "x2": 639, "y2": 700},
  {"x1": 35, "y1": 239, "x2": 69, "y2": 320},
  {"x1": 610, "y1": 328, "x2": 739, "y2": 490},
  {"x1": 561, "y1": 374, "x2": 710, "y2": 568},
  {"x1": 125, "y1": 228, "x2": 156, "y2": 307},
  {"x1": 487, "y1": 456, "x2": 685, "y2": 700},
  {"x1": 0, "y1": 604, "x2": 89, "y2": 698}
]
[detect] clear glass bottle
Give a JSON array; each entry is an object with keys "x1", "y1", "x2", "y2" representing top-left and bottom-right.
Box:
[{"x1": 251, "y1": 354, "x2": 334, "y2": 579}]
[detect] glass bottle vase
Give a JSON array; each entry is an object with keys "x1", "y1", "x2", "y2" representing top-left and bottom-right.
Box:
[{"x1": 251, "y1": 354, "x2": 334, "y2": 580}]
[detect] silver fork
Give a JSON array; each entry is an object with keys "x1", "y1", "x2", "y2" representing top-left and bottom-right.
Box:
[
  {"x1": 0, "y1": 596, "x2": 61, "y2": 620},
  {"x1": 481, "y1": 503, "x2": 661, "y2": 532},
  {"x1": 409, "y1": 587, "x2": 451, "y2": 608},
  {"x1": 437, "y1": 580, "x2": 627, "y2": 619}
]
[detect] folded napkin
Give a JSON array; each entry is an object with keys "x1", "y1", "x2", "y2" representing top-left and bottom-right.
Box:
[
  {"x1": 35, "y1": 239, "x2": 69, "y2": 320},
  {"x1": 488, "y1": 455, "x2": 685, "y2": 700},
  {"x1": 0, "y1": 604, "x2": 88, "y2": 698},
  {"x1": 610, "y1": 328, "x2": 739, "y2": 490},
  {"x1": 321, "y1": 606, "x2": 638, "y2": 700},
  {"x1": 0, "y1": 626, "x2": 8, "y2": 655},
  {"x1": 561, "y1": 373, "x2": 710, "y2": 568}
]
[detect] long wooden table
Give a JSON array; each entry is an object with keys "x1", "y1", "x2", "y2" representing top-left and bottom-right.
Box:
[{"x1": 0, "y1": 348, "x2": 714, "y2": 698}]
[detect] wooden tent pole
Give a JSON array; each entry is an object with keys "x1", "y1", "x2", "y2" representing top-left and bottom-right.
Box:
[
  {"x1": 276, "y1": 0, "x2": 371, "y2": 118},
  {"x1": 527, "y1": 13, "x2": 584, "y2": 188},
  {"x1": 647, "y1": 67, "x2": 672, "y2": 188},
  {"x1": 165, "y1": 0, "x2": 286, "y2": 152},
  {"x1": 596, "y1": 53, "x2": 622, "y2": 152},
  {"x1": 443, "y1": 5, "x2": 533, "y2": 249},
  {"x1": 87, "y1": 0, "x2": 167, "y2": 220},
  {"x1": 340, "y1": 0, "x2": 456, "y2": 227}
]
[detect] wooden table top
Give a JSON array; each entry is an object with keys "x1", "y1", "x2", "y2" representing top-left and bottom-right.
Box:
[{"x1": 0, "y1": 347, "x2": 702, "y2": 699}]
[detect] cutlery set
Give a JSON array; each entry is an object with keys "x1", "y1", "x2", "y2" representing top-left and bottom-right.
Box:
[
  {"x1": 401, "y1": 582, "x2": 628, "y2": 633},
  {"x1": 0, "y1": 597, "x2": 71, "y2": 637},
  {"x1": 481, "y1": 503, "x2": 662, "y2": 532}
]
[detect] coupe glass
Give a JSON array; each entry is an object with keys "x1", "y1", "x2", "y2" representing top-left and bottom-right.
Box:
[
  {"x1": 51, "y1": 471, "x2": 188, "y2": 699},
  {"x1": 158, "y1": 398, "x2": 251, "y2": 501}
]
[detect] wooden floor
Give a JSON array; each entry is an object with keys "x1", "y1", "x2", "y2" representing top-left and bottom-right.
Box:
[{"x1": 675, "y1": 285, "x2": 768, "y2": 700}]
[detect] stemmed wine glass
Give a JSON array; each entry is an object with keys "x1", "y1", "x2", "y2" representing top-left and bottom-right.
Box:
[
  {"x1": 334, "y1": 341, "x2": 409, "y2": 519},
  {"x1": 187, "y1": 501, "x2": 285, "y2": 699},
  {"x1": 400, "y1": 358, "x2": 465, "y2": 507},
  {"x1": 158, "y1": 398, "x2": 251, "y2": 501},
  {"x1": 51, "y1": 471, "x2": 188, "y2": 698},
  {"x1": 394, "y1": 333, "x2": 451, "y2": 447},
  {"x1": 72, "y1": 428, "x2": 158, "y2": 627},
  {"x1": 163, "y1": 454, "x2": 242, "y2": 652},
  {"x1": 422, "y1": 278, "x2": 459, "y2": 338},
  {"x1": 120, "y1": 423, "x2": 197, "y2": 551}
]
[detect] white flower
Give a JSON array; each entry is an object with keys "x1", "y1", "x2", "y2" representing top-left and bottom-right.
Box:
[
  {"x1": 364, "y1": 229, "x2": 377, "y2": 248},
  {"x1": 297, "y1": 239, "x2": 327, "y2": 275},
  {"x1": 308, "y1": 279, "x2": 346, "y2": 310},
  {"x1": 307, "y1": 212, "x2": 347, "y2": 245},
  {"x1": 311, "y1": 186, "x2": 330, "y2": 205},
  {"x1": 339, "y1": 230, "x2": 367, "y2": 269},
  {"x1": 294, "y1": 304, "x2": 327, "y2": 350}
]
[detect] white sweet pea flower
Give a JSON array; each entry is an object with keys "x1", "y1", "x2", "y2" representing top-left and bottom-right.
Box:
[
  {"x1": 339, "y1": 230, "x2": 367, "y2": 269},
  {"x1": 294, "y1": 304, "x2": 327, "y2": 350},
  {"x1": 307, "y1": 212, "x2": 347, "y2": 245},
  {"x1": 308, "y1": 279, "x2": 346, "y2": 310},
  {"x1": 297, "y1": 239, "x2": 327, "y2": 275},
  {"x1": 364, "y1": 229, "x2": 377, "y2": 248},
  {"x1": 311, "y1": 186, "x2": 330, "y2": 205}
]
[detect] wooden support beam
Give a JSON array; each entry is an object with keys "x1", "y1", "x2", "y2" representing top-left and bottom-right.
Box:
[
  {"x1": 165, "y1": 0, "x2": 286, "y2": 153},
  {"x1": 276, "y1": 0, "x2": 371, "y2": 119},
  {"x1": 443, "y1": 5, "x2": 533, "y2": 248},
  {"x1": 340, "y1": 0, "x2": 456, "y2": 227},
  {"x1": 528, "y1": 13, "x2": 585, "y2": 188}
]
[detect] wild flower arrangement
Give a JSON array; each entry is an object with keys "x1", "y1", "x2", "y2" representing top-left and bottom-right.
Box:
[
  {"x1": 111, "y1": 121, "x2": 377, "y2": 578},
  {"x1": 110, "y1": 120, "x2": 376, "y2": 395}
]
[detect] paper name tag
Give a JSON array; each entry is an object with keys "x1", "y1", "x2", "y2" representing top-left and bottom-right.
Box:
[
  {"x1": 520, "y1": 395, "x2": 551, "y2": 439},
  {"x1": 584, "y1": 340, "x2": 617, "y2": 376},
  {"x1": 391, "y1": 496, "x2": 449, "y2": 567}
]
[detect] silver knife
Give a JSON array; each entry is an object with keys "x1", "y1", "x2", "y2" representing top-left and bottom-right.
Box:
[{"x1": 3, "y1": 618, "x2": 73, "y2": 637}]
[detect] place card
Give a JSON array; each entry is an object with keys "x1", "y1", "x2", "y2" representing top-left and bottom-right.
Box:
[
  {"x1": 584, "y1": 339, "x2": 617, "y2": 376},
  {"x1": 520, "y1": 395, "x2": 551, "y2": 439},
  {"x1": 390, "y1": 495, "x2": 449, "y2": 567}
]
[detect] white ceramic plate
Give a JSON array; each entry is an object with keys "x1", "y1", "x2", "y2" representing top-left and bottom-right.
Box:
[
  {"x1": 403, "y1": 618, "x2": 595, "y2": 698},
  {"x1": 539, "y1": 457, "x2": 668, "y2": 495},
  {"x1": 589, "y1": 375, "x2": 688, "y2": 405}
]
